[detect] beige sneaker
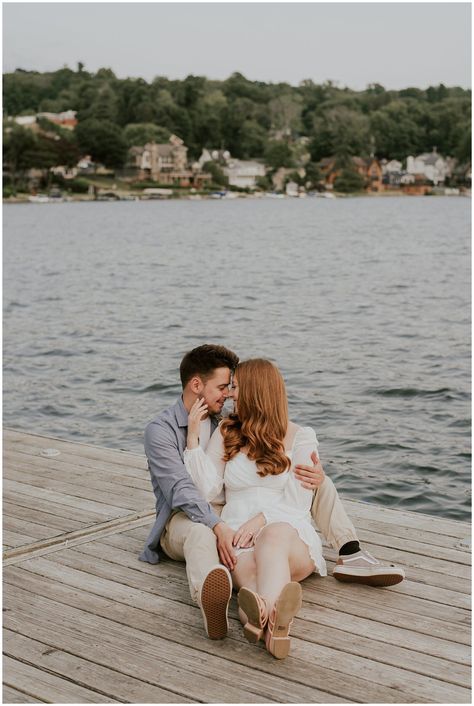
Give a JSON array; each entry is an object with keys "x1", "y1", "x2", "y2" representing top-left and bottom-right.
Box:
[
  {"x1": 198, "y1": 565, "x2": 232, "y2": 639},
  {"x1": 333, "y1": 550, "x2": 405, "y2": 587}
]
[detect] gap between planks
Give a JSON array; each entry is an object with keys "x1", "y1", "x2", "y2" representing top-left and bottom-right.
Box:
[{"x1": 3, "y1": 510, "x2": 155, "y2": 566}]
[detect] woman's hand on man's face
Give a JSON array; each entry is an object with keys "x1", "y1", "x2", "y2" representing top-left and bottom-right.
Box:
[
  {"x1": 294, "y1": 451, "x2": 325, "y2": 490},
  {"x1": 186, "y1": 397, "x2": 208, "y2": 449}
]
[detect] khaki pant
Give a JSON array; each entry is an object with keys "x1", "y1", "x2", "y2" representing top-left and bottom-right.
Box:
[
  {"x1": 160, "y1": 477, "x2": 358, "y2": 603},
  {"x1": 160, "y1": 504, "x2": 224, "y2": 603}
]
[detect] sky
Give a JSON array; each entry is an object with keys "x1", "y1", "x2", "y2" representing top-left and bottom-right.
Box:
[{"x1": 2, "y1": 1, "x2": 472, "y2": 90}]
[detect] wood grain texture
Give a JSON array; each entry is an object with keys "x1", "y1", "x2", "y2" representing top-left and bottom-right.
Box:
[{"x1": 3, "y1": 429, "x2": 471, "y2": 703}]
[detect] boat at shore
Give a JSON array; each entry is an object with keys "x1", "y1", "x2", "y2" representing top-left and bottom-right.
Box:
[{"x1": 28, "y1": 194, "x2": 51, "y2": 203}]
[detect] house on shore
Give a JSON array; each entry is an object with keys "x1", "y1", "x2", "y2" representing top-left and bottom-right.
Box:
[
  {"x1": 197, "y1": 148, "x2": 231, "y2": 170},
  {"x1": 381, "y1": 159, "x2": 404, "y2": 188},
  {"x1": 318, "y1": 156, "x2": 384, "y2": 192},
  {"x1": 13, "y1": 110, "x2": 78, "y2": 131},
  {"x1": 406, "y1": 148, "x2": 451, "y2": 185},
  {"x1": 127, "y1": 135, "x2": 193, "y2": 186},
  {"x1": 126, "y1": 135, "x2": 213, "y2": 188},
  {"x1": 223, "y1": 159, "x2": 266, "y2": 189}
]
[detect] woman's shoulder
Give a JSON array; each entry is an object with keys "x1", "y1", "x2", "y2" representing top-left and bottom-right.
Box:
[{"x1": 289, "y1": 423, "x2": 319, "y2": 446}]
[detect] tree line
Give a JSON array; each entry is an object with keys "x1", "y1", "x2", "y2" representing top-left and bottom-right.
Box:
[{"x1": 3, "y1": 65, "x2": 471, "y2": 177}]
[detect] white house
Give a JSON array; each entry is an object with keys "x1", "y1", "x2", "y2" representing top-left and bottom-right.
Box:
[
  {"x1": 381, "y1": 159, "x2": 403, "y2": 175},
  {"x1": 197, "y1": 148, "x2": 231, "y2": 170},
  {"x1": 406, "y1": 149, "x2": 450, "y2": 185},
  {"x1": 223, "y1": 159, "x2": 266, "y2": 189}
]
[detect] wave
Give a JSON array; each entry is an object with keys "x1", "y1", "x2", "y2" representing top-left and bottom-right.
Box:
[{"x1": 368, "y1": 386, "x2": 453, "y2": 398}]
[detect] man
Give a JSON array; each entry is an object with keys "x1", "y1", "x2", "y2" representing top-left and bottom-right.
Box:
[
  {"x1": 140, "y1": 344, "x2": 404, "y2": 639},
  {"x1": 140, "y1": 344, "x2": 239, "y2": 640}
]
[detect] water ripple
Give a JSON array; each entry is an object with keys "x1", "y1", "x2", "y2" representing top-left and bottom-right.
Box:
[{"x1": 3, "y1": 197, "x2": 470, "y2": 521}]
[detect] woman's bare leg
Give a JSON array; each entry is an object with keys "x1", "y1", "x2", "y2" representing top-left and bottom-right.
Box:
[{"x1": 254, "y1": 522, "x2": 315, "y2": 613}]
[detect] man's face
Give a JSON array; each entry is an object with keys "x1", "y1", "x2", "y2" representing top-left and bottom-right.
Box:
[{"x1": 199, "y1": 367, "x2": 231, "y2": 415}]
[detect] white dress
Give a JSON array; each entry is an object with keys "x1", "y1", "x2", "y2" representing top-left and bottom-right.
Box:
[{"x1": 184, "y1": 425, "x2": 327, "y2": 577}]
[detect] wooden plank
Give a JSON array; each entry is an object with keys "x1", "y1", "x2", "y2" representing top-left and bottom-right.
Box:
[
  {"x1": 348, "y1": 514, "x2": 471, "y2": 551},
  {"x1": 3, "y1": 471, "x2": 150, "y2": 511},
  {"x1": 342, "y1": 498, "x2": 470, "y2": 539},
  {"x1": 3, "y1": 510, "x2": 154, "y2": 565},
  {"x1": 6, "y1": 558, "x2": 470, "y2": 691},
  {"x1": 3, "y1": 530, "x2": 37, "y2": 548},
  {"x1": 2, "y1": 490, "x2": 120, "y2": 525},
  {"x1": 2, "y1": 685, "x2": 45, "y2": 703},
  {"x1": 3, "y1": 452, "x2": 150, "y2": 493},
  {"x1": 4, "y1": 429, "x2": 147, "y2": 471},
  {"x1": 96, "y1": 525, "x2": 474, "y2": 609},
  {"x1": 4, "y1": 516, "x2": 68, "y2": 542},
  {"x1": 4, "y1": 630, "x2": 191, "y2": 703},
  {"x1": 103, "y1": 525, "x2": 473, "y2": 610},
  {"x1": 78, "y1": 535, "x2": 470, "y2": 639},
  {"x1": 3, "y1": 585, "x2": 351, "y2": 704},
  {"x1": 301, "y1": 582, "x2": 470, "y2": 644},
  {"x1": 3, "y1": 502, "x2": 85, "y2": 533},
  {"x1": 4, "y1": 576, "x2": 430, "y2": 703},
  {"x1": 3, "y1": 479, "x2": 132, "y2": 518},
  {"x1": 324, "y1": 543, "x2": 470, "y2": 582},
  {"x1": 3, "y1": 656, "x2": 118, "y2": 703},
  {"x1": 304, "y1": 575, "x2": 471, "y2": 627},
  {"x1": 103, "y1": 529, "x2": 472, "y2": 624},
  {"x1": 354, "y1": 526, "x2": 471, "y2": 565}
]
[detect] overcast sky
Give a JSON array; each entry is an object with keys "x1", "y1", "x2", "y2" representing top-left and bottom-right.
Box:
[{"x1": 2, "y1": 2, "x2": 471, "y2": 90}]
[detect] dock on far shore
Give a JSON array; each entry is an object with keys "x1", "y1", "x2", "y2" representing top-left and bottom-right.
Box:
[{"x1": 2, "y1": 428, "x2": 471, "y2": 704}]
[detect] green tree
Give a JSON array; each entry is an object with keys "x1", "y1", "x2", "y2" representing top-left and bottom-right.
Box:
[
  {"x1": 369, "y1": 100, "x2": 424, "y2": 159},
  {"x1": 239, "y1": 119, "x2": 267, "y2": 158},
  {"x1": 123, "y1": 123, "x2": 171, "y2": 147},
  {"x1": 76, "y1": 119, "x2": 127, "y2": 167},
  {"x1": 264, "y1": 140, "x2": 294, "y2": 169},
  {"x1": 304, "y1": 161, "x2": 323, "y2": 189},
  {"x1": 3, "y1": 124, "x2": 37, "y2": 189},
  {"x1": 333, "y1": 168, "x2": 366, "y2": 193},
  {"x1": 310, "y1": 107, "x2": 370, "y2": 161},
  {"x1": 268, "y1": 93, "x2": 303, "y2": 134},
  {"x1": 203, "y1": 160, "x2": 229, "y2": 187}
]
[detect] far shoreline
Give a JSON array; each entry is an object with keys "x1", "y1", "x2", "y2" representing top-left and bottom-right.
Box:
[{"x1": 3, "y1": 189, "x2": 471, "y2": 205}]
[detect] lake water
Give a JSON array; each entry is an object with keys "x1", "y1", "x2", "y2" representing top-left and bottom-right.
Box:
[{"x1": 3, "y1": 196, "x2": 471, "y2": 521}]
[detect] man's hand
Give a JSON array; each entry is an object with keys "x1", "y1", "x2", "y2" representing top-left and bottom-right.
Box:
[
  {"x1": 233, "y1": 513, "x2": 266, "y2": 548},
  {"x1": 213, "y1": 521, "x2": 237, "y2": 571},
  {"x1": 294, "y1": 451, "x2": 325, "y2": 490}
]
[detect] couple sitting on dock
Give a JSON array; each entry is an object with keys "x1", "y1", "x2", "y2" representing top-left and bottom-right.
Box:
[{"x1": 140, "y1": 344, "x2": 404, "y2": 659}]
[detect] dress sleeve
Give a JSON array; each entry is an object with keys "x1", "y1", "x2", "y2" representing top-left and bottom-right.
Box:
[
  {"x1": 144, "y1": 419, "x2": 220, "y2": 528},
  {"x1": 183, "y1": 425, "x2": 225, "y2": 502},
  {"x1": 262, "y1": 427, "x2": 318, "y2": 523}
]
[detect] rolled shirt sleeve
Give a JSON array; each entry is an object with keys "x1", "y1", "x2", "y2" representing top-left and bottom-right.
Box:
[{"x1": 144, "y1": 419, "x2": 221, "y2": 529}]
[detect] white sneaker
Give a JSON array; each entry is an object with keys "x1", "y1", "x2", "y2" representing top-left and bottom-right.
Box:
[
  {"x1": 198, "y1": 565, "x2": 232, "y2": 639},
  {"x1": 333, "y1": 550, "x2": 405, "y2": 587}
]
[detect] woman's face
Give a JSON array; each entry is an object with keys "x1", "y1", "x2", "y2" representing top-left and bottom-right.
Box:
[{"x1": 230, "y1": 374, "x2": 239, "y2": 410}]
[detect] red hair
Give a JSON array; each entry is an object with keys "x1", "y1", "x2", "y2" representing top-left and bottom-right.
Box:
[{"x1": 221, "y1": 359, "x2": 290, "y2": 477}]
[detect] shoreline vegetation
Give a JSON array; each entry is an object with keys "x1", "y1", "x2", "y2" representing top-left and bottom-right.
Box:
[{"x1": 3, "y1": 66, "x2": 471, "y2": 201}]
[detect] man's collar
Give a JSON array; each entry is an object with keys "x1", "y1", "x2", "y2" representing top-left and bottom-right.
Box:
[
  {"x1": 175, "y1": 396, "x2": 189, "y2": 428},
  {"x1": 175, "y1": 396, "x2": 221, "y2": 430}
]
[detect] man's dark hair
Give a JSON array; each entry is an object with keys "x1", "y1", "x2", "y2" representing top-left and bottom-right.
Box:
[{"x1": 180, "y1": 344, "x2": 239, "y2": 388}]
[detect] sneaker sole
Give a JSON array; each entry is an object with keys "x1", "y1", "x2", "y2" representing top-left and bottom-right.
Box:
[
  {"x1": 333, "y1": 569, "x2": 405, "y2": 587},
  {"x1": 200, "y1": 567, "x2": 232, "y2": 639}
]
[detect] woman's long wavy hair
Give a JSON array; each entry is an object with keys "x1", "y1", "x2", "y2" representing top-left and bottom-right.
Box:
[{"x1": 221, "y1": 359, "x2": 290, "y2": 477}]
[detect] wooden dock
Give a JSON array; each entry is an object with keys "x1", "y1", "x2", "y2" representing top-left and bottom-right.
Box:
[{"x1": 3, "y1": 428, "x2": 471, "y2": 703}]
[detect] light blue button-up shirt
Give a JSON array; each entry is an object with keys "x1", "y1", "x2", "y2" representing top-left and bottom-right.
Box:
[{"x1": 139, "y1": 397, "x2": 221, "y2": 564}]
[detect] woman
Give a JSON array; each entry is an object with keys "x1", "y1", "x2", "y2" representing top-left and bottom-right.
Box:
[{"x1": 184, "y1": 359, "x2": 326, "y2": 659}]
